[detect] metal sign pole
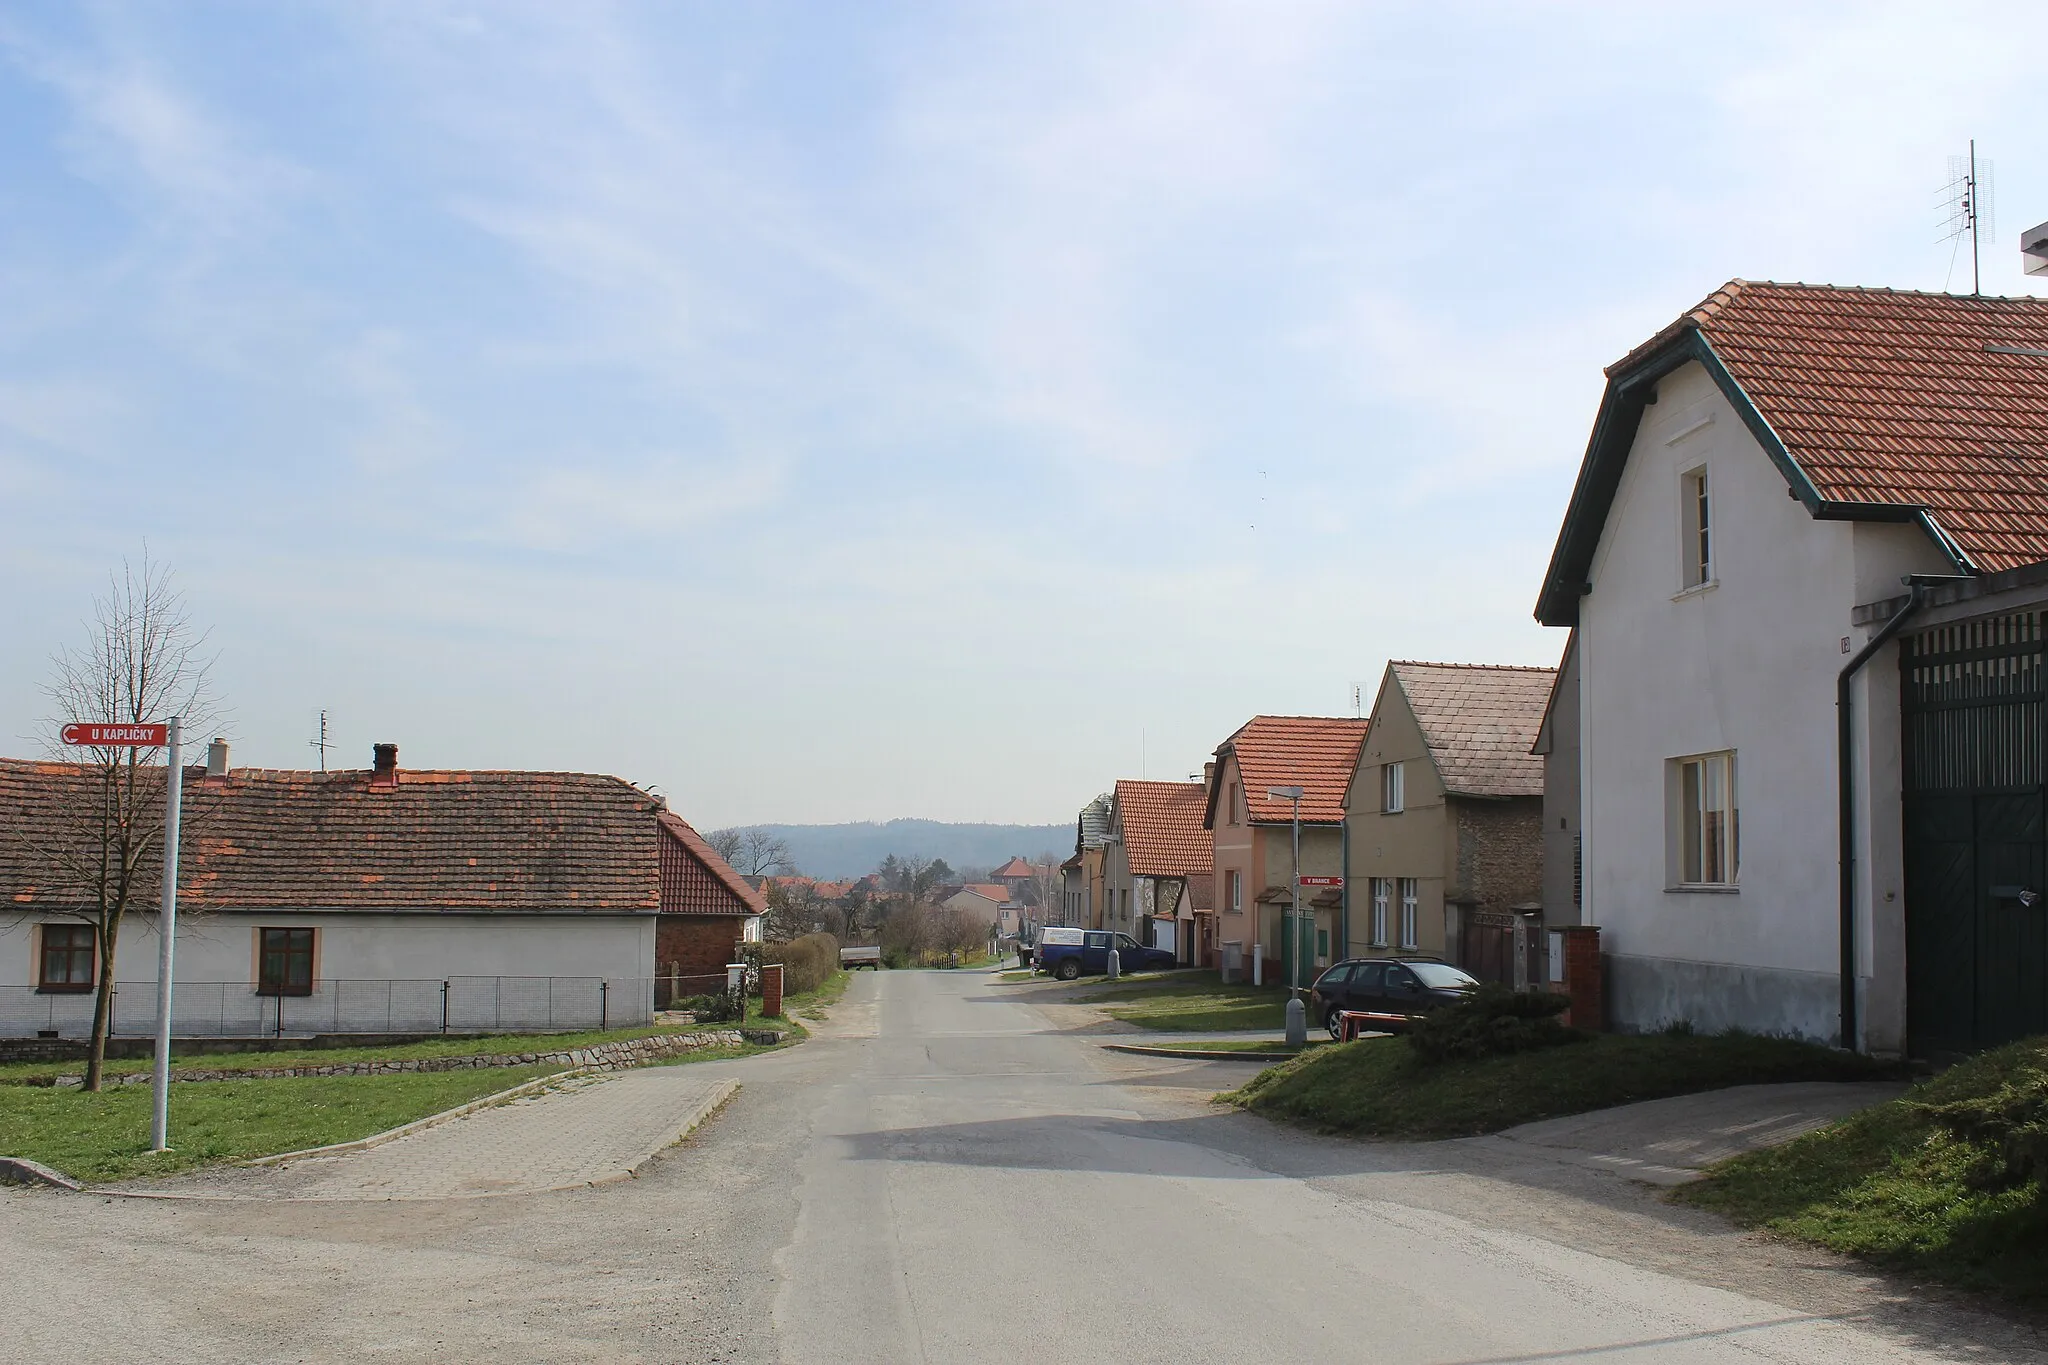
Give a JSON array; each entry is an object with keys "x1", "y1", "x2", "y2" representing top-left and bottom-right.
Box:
[{"x1": 150, "y1": 717, "x2": 182, "y2": 1153}]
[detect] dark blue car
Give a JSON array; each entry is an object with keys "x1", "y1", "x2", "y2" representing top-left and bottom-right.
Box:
[{"x1": 1038, "y1": 929, "x2": 1174, "y2": 980}]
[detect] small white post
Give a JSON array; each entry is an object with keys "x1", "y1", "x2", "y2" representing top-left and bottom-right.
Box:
[{"x1": 150, "y1": 718, "x2": 183, "y2": 1153}]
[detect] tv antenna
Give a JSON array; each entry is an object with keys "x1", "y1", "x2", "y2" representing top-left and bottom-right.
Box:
[
  {"x1": 1940, "y1": 140, "x2": 1995, "y2": 296},
  {"x1": 310, "y1": 709, "x2": 331, "y2": 772},
  {"x1": 1349, "y1": 681, "x2": 1370, "y2": 717}
]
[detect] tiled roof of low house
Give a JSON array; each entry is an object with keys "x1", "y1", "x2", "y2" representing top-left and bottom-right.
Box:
[
  {"x1": 946, "y1": 883, "x2": 1011, "y2": 904},
  {"x1": 1390, "y1": 662, "x2": 1556, "y2": 799},
  {"x1": 1539, "y1": 281, "x2": 2048, "y2": 623},
  {"x1": 1185, "y1": 873, "x2": 1214, "y2": 911},
  {"x1": 991, "y1": 856, "x2": 1035, "y2": 879},
  {"x1": 1209, "y1": 716, "x2": 1369, "y2": 826},
  {"x1": 0, "y1": 757, "x2": 717, "y2": 913},
  {"x1": 657, "y1": 812, "x2": 768, "y2": 917},
  {"x1": 1113, "y1": 780, "x2": 1212, "y2": 877}
]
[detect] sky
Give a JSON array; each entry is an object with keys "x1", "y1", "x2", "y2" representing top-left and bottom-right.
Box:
[{"x1": 2, "y1": 1, "x2": 2043, "y2": 827}]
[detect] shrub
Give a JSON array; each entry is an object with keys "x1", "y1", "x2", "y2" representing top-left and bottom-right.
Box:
[
  {"x1": 675, "y1": 992, "x2": 741, "y2": 1023},
  {"x1": 1406, "y1": 985, "x2": 1582, "y2": 1066},
  {"x1": 763, "y1": 933, "x2": 841, "y2": 997}
]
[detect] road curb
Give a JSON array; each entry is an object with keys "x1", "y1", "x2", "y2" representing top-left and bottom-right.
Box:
[
  {"x1": 613, "y1": 1078, "x2": 741, "y2": 1183},
  {"x1": 1101, "y1": 1043, "x2": 1303, "y2": 1061},
  {"x1": 244, "y1": 1066, "x2": 589, "y2": 1167},
  {"x1": 0, "y1": 1156, "x2": 84, "y2": 1191}
]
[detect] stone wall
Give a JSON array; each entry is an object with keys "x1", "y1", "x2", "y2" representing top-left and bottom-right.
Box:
[
  {"x1": 41, "y1": 1027, "x2": 783, "y2": 1088},
  {"x1": 1450, "y1": 795, "x2": 1545, "y2": 915}
]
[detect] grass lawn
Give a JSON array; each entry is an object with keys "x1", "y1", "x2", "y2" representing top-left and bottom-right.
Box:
[
  {"x1": 1076, "y1": 978, "x2": 1291, "y2": 1032},
  {"x1": 0, "y1": 1020, "x2": 747, "y2": 1087},
  {"x1": 1676, "y1": 1036, "x2": 2048, "y2": 1309},
  {"x1": 1228, "y1": 1031, "x2": 1901, "y2": 1140},
  {"x1": 0, "y1": 1063, "x2": 562, "y2": 1184},
  {"x1": 778, "y1": 969, "x2": 850, "y2": 1022}
]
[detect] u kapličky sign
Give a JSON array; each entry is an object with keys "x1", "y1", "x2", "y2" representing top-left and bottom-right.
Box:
[{"x1": 60, "y1": 723, "x2": 169, "y2": 747}]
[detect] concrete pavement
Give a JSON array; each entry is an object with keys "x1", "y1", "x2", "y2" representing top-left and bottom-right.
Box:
[{"x1": 0, "y1": 969, "x2": 2038, "y2": 1363}]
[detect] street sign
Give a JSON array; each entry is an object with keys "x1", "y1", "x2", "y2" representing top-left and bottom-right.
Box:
[
  {"x1": 61, "y1": 722, "x2": 169, "y2": 747},
  {"x1": 1297, "y1": 875, "x2": 1344, "y2": 887}
]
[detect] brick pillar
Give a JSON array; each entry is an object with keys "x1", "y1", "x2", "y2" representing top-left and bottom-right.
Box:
[
  {"x1": 762, "y1": 963, "x2": 784, "y2": 1019},
  {"x1": 1558, "y1": 925, "x2": 1603, "y2": 1031}
]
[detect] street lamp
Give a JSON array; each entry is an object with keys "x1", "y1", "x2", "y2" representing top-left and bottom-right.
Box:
[{"x1": 1267, "y1": 785, "x2": 1308, "y2": 1047}]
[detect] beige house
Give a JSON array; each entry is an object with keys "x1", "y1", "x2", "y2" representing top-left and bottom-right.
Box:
[
  {"x1": 1204, "y1": 716, "x2": 1368, "y2": 985},
  {"x1": 1345, "y1": 662, "x2": 1553, "y2": 983}
]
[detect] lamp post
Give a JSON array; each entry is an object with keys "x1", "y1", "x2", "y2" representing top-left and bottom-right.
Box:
[{"x1": 1267, "y1": 785, "x2": 1307, "y2": 1047}]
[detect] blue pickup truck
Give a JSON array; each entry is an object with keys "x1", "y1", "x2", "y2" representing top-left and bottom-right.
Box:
[{"x1": 1036, "y1": 927, "x2": 1175, "y2": 980}]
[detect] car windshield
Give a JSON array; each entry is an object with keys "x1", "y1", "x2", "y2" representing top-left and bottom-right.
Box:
[{"x1": 1408, "y1": 962, "x2": 1478, "y2": 989}]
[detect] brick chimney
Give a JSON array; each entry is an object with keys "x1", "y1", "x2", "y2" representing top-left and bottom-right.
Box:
[{"x1": 371, "y1": 742, "x2": 399, "y2": 790}]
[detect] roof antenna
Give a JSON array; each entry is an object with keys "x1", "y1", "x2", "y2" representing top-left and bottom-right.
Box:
[
  {"x1": 1350, "y1": 681, "x2": 1369, "y2": 718},
  {"x1": 310, "y1": 709, "x2": 331, "y2": 773},
  {"x1": 1940, "y1": 139, "x2": 1995, "y2": 297}
]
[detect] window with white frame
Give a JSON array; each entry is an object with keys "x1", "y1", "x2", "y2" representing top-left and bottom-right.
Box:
[
  {"x1": 1227, "y1": 869, "x2": 1242, "y2": 914},
  {"x1": 1382, "y1": 761, "x2": 1405, "y2": 813},
  {"x1": 1673, "y1": 751, "x2": 1738, "y2": 886},
  {"x1": 1681, "y1": 466, "x2": 1712, "y2": 588},
  {"x1": 1369, "y1": 878, "x2": 1390, "y2": 946},
  {"x1": 1398, "y1": 878, "x2": 1419, "y2": 949}
]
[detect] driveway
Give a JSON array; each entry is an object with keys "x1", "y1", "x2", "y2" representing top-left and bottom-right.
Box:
[{"x1": 0, "y1": 970, "x2": 2037, "y2": 1363}]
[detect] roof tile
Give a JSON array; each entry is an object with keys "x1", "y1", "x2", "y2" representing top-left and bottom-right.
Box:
[
  {"x1": 1113, "y1": 780, "x2": 1212, "y2": 877},
  {"x1": 1215, "y1": 716, "x2": 1369, "y2": 825},
  {"x1": 1388, "y1": 663, "x2": 1554, "y2": 798}
]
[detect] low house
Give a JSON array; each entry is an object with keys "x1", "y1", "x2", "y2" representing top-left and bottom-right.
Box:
[
  {"x1": 0, "y1": 742, "x2": 761, "y2": 1037},
  {"x1": 1344, "y1": 661, "x2": 1553, "y2": 982},
  {"x1": 1056, "y1": 852, "x2": 1084, "y2": 928},
  {"x1": 1100, "y1": 779, "x2": 1212, "y2": 964},
  {"x1": 941, "y1": 883, "x2": 1016, "y2": 938},
  {"x1": 1204, "y1": 716, "x2": 1369, "y2": 984},
  {"x1": 1535, "y1": 280, "x2": 2048, "y2": 1051}
]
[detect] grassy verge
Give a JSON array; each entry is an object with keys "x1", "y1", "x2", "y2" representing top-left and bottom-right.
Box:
[
  {"x1": 0, "y1": 1021, "x2": 730, "y2": 1086},
  {"x1": 779, "y1": 969, "x2": 851, "y2": 1022},
  {"x1": 1228, "y1": 1031, "x2": 1901, "y2": 1140},
  {"x1": 1676, "y1": 1037, "x2": 2048, "y2": 1308},
  {"x1": 1076, "y1": 978, "x2": 1290, "y2": 1032},
  {"x1": 0, "y1": 1063, "x2": 562, "y2": 1183}
]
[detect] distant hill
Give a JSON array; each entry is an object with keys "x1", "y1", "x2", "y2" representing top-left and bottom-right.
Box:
[{"x1": 754, "y1": 820, "x2": 1070, "y2": 880}]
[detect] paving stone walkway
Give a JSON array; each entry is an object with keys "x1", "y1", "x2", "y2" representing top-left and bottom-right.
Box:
[{"x1": 119, "y1": 1068, "x2": 737, "y2": 1202}]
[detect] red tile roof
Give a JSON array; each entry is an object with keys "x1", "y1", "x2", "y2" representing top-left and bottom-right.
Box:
[
  {"x1": 1388, "y1": 662, "x2": 1555, "y2": 799},
  {"x1": 1632, "y1": 282, "x2": 2048, "y2": 573},
  {"x1": 1113, "y1": 780, "x2": 1212, "y2": 877},
  {"x1": 1210, "y1": 716, "x2": 1369, "y2": 826},
  {"x1": 990, "y1": 856, "x2": 1035, "y2": 879},
  {"x1": 0, "y1": 757, "x2": 759, "y2": 916},
  {"x1": 950, "y1": 883, "x2": 1012, "y2": 904},
  {"x1": 658, "y1": 813, "x2": 767, "y2": 917}
]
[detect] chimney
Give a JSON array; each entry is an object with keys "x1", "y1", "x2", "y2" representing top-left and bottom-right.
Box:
[
  {"x1": 371, "y1": 742, "x2": 399, "y2": 789},
  {"x1": 1203, "y1": 761, "x2": 1216, "y2": 786},
  {"x1": 205, "y1": 738, "x2": 230, "y2": 780}
]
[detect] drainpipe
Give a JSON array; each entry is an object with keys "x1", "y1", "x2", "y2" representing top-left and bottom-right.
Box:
[
  {"x1": 1340, "y1": 814, "x2": 1351, "y2": 963},
  {"x1": 1837, "y1": 574, "x2": 1966, "y2": 1052}
]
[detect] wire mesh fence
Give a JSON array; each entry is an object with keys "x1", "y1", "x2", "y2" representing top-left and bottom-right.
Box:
[{"x1": 0, "y1": 975, "x2": 683, "y2": 1039}]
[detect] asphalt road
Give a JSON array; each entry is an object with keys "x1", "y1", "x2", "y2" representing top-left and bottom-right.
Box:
[{"x1": 3, "y1": 969, "x2": 2042, "y2": 1363}]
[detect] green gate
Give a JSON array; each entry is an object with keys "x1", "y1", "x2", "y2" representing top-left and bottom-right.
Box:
[{"x1": 1901, "y1": 611, "x2": 2048, "y2": 1055}]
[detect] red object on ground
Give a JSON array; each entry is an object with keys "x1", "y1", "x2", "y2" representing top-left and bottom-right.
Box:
[
  {"x1": 60, "y1": 723, "x2": 168, "y2": 747},
  {"x1": 761, "y1": 963, "x2": 784, "y2": 1018}
]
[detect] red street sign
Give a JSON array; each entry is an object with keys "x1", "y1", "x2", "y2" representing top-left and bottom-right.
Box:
[
  {"x1": 1298, "y1": 875, "x2": 1344, "y2": 888},
  {"x1": 61, "y1": 723, "x2": 168, "y2": 747}
]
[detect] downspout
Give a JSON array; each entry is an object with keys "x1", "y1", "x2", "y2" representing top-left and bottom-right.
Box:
[
  {"x1": 1340, "y1": 814, "x2": 1351, "y2": 962},
  {"x1": 1837, "y1": 575, "x2": 1962, "y2": 1051}
]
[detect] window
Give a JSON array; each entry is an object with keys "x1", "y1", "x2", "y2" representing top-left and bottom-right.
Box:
[
  {"x1": 38, "y1": 923, "x2": 95, "y2": 993},
  {"x1": 1227, "y1": 869, "x2": 1242, "y2": 914},
  {"x1": 1675, "y1": 752, "x2": 1738, "y2": 885},
  {"x1": 1382, "y1": 762, "x2": 1405, "y2": 813},
  {"x1": 1370, "y1": 878, "x2": 1390, "y2": 946},
  {"x1": 258, "y1": 927, "x2": 315, "y2": 996},
  {"x1": 1225, "y1": 782, "x2": 1239, "y2": 826},
  {"x1": 1316, "y1": 928, "x2": 1329, "y2": 960},
  {"x1": 1398, "y1": 878, "x2": 1419, "y2": 949},
  {"x1": 1681, "y1": 466, "x2": 1712, "y2": 588},
  {"x1": 1351, "y1": 961, "x2": 1386, "y2": 993}
]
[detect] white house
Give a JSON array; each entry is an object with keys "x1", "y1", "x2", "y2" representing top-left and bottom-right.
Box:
[
  {"x1": 0, "y1": 742, "x2": 760, "y2": 1037},
  {"x1": 1536, "y1": 281, "x2": 2048, "y2": 1053}
]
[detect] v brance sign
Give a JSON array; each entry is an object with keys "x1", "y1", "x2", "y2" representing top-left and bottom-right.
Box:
[{"x1": 61, "y1": 722, "x2": 169, "y2": 747}]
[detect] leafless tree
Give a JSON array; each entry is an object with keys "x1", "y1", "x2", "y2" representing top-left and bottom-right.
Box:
[
  {"x1": 24, "y1": 557, "x2": 219, "y2": 1091},
  {"x1": 762, "y1": 880, "x2": 828, "y2": 943},
  {"x1": 707, "y1": 826, "x2": 796, "y2": 879}
]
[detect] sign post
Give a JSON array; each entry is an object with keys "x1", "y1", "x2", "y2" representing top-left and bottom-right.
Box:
[{"x1": 61, "y1": 718, "x2": 180, "y2": 1151}]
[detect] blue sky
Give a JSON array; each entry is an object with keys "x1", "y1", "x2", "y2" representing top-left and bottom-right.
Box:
[{"x1": 2, "y1": 1, "x2": 2042, "y2": 826}]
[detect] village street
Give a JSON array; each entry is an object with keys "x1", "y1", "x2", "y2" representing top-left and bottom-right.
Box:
[{"x1": 2, "y1": 971, "x2": 2040, "y2": 1364}]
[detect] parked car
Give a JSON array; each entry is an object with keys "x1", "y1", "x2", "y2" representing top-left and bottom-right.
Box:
[
  {"x1": 1037, "y1": 927, "x2": 1174, "y2": 980},
  {"x1": 1309, "y1": 957, "x2": 1479, "y2": 1038}
]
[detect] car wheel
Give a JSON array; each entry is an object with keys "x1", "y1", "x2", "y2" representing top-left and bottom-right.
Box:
[
  {"x1": 1325, "y1": 1006, "x2": 1345, "y2": 1041},
  {"x1": 1056, "y1": 959, "x2": 1081, "y2": 981}
]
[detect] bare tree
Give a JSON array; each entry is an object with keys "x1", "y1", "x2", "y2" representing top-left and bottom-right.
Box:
[
  {"x1": 708, "y1": 826, "x2": 796, "y2": 879},
  {"x1": 762, "y1": 880, "x2": 828, "y2": 943},
  {"x1": 26, "y1": 557, "x2": 219, "y2": 1091}
]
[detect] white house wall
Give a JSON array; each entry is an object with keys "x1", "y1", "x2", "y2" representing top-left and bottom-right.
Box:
[
  {"x1": 1, "y1": 910, "x2": 657, "y2": 1039},
  {"x1": 1579, "y1": 360, "x2": 1948, "y2": 1045}
]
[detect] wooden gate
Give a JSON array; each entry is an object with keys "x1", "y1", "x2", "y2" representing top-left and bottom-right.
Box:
[
  {"x1": 1459, "y1": 910, "x2": 1517, "y2": 985},
  {"x1": 1901, "y1": 611, "x2": 2048, "y2": 1055}
]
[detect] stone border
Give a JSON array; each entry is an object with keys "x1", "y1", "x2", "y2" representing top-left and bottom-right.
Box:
[
  {"x1": 0, "y1": 1157, "x2": 83, "y2": 1191},
  {"x1": 37, "y1": 1027, "x2": 785, "y2": 1088},
  {"x1": 1101, "y1": 1042, "x2": 1303, "y2": 1061},
  {"x1": 244, "y1": 1068, "x2": 587, "y2": 1167}
]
